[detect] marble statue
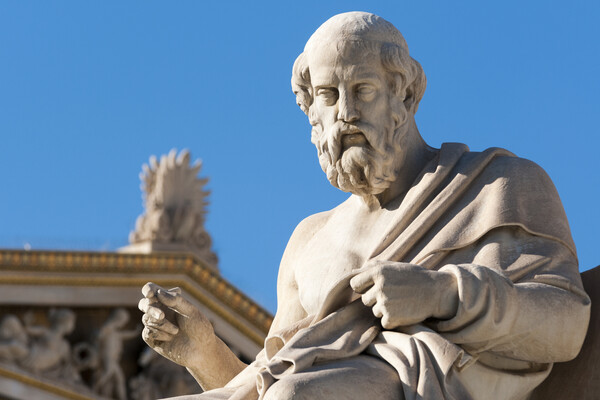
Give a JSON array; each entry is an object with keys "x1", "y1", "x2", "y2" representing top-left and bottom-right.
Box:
[
  {"x1": 139, "y1": 12, "x2": 591, "y2": 400},
  {"x1": 0, "y1": 315, "x2": 28, "y2": 363},
  {"x1": 18, "y1": 309, "x2": 81, "y2": 382},
  {"x1": 130, "y1": 347, "x2": 201, "y2": 400},
  {"x1": 92, "y1": 308, "x2": 140, "y2": 400},
  {"x1": 127, "y1": 149, "x2": 218, "y2": 268}
]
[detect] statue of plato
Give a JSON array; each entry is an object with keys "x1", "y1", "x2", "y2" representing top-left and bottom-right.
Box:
[{"x1": 139, "y1": 12, "x2": 590, "y2": 400}]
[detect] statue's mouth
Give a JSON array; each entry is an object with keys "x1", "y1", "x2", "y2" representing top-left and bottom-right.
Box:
[{"x1": 341, "y1": 132, "x2": 368, "y2": 152}]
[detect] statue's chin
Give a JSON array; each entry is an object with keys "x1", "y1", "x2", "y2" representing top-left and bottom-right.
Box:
[
  {"x1": 322, "y1": 145, "x2": 395, "y2": 197},
  {"x1": 328, "y1": 166, "x2": 388, "y2": 197}
]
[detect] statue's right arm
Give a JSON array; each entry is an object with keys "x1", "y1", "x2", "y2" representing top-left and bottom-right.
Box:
[
  {"x1": 213, "y1": 215, "x2": 321, "y2": 389},
  {"x1": 268, "y1": 214, "x2": 325, "y2": 334},
  {"x1": 138, "y1": 283, "x2": 247, "y2": 391},
  {"x1": 138, "y1": 212, "x2": 325, "y2": 391}
]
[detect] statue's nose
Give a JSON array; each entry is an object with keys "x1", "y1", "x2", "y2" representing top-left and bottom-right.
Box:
[{"x1": 337, "y1": 92, "x2": 359, "y2": 123}]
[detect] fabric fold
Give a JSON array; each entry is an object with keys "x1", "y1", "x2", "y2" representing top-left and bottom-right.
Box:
[{"x1": 192, "y1": 144, "x2": 587, "y2": 400}]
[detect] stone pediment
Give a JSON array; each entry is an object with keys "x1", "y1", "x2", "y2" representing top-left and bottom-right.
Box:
[
  {"x1": 0, "y1": 361, "x2": 112, "y2": 400},
  {"x1": 0, "y1": 249, "x2": 272, "y2": 400}
]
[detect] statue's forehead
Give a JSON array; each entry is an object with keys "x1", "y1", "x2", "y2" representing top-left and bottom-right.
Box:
[
  {"x1": 307, "y1": 38, "x2": 379, "y2": 61},
  {"x1": 307, "y1": 40, "x2": 384, "y2": 84}
]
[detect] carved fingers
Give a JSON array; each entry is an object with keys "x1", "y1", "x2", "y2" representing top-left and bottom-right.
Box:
[
  {"x1": 142, "y1": 282, "x2": 181, "y2": 302},
  {"x1": 354, "y1": 281, "x2": 378, "y2": 307},
  {"x1": 349, "y1": 270, "x2": 376, "y2": 295},
  {"x1": 351, "y1": 274, "x2": 393, "y2": 327},
  {"x1": 141, "y1": 312, "x2": 179, "y2": 340},
  {"x1": 155, "y1": 287, "x2": 196, "y2": 317},
  {"x1": 351, "y1": 267, "x2": 388, "y2": 326},
  {"x1": 350, "y1": 262, "x2": 432, "y2": 329},
  {"x1": 139, "y1": 283, "x2": 183, "y2": 345},
  {"x1": 139, "y1": 282, "x2": 216, "y2": 368}
]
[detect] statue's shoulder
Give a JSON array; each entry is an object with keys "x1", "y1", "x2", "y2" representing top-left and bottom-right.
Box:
[
  {"x1": 459, "y1": 146, "x2": 553, "y2": 185},
  {"x1": 495, "y1": 150, "x2": 555, "y2": 190},
  {"x1": 492, "y1": 148, "x2": 545, "y2": 170},
  {"x1": 288, "y1": 197, "x2": 355, "y2": 245},
  {"x1": 280, "y1": 209, "x2": 336, "y2": 268},
  {"x1": 292, "y1": 210, "x2": 334, "y2": 241}
]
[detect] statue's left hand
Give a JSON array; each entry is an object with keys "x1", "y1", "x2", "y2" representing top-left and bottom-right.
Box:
[{"x1": 350, "y1": 260, "x2": 458, "y2": 329}]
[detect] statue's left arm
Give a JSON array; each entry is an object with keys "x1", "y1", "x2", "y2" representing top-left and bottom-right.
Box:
[
  {"x1": 352, "y1": 154, "x2": 591, "y2": 364},
  {"x1": 352, "y1": 226, "x2": 590, "y2": 364},
  {"x1": 430, "y1": 226, "x2": 590, "y2": 363}
]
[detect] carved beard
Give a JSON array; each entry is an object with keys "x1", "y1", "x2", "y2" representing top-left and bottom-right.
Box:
[{"x1": 312, "y1": 113, "x2": 402, "y2": 197}]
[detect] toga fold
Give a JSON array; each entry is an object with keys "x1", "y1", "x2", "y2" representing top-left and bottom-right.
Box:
[{"x1": 170, "y1": 143, "x2": 590, "y2": 400}]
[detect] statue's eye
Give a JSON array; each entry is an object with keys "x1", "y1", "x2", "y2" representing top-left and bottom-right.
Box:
[
  {"x1": 356, "y1": 85, "x2": 376, "y2": 102},
  {"x1": 316, "y1": 88, "x2": 338, "y2": 106}
]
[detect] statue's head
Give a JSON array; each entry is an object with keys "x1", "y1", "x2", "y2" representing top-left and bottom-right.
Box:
[
  {"x1": 0, "y1": 315, "x2": 24, "y2": 338},
  {"x1": 49, "y1": 308, "x2": 76, "y2": 335},
  {"x1": 108, "y1": 308, "x2": 130, "y2": 328},
  {"x1": 292, "y1": 12, "x2": 426, "y2": 197}
]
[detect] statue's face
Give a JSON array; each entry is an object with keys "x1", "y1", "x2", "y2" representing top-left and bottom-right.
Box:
[
  {"x1": 0, "y1": 317, "x2": 20, "y2": 337},
  {"x1": 307, "y1": 41, "x2": 400, "y2": 196}
]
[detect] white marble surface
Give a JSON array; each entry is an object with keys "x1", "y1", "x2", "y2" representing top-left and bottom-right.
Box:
[{"x1": 139, "y1": 12, "x2": 590, "y2": 400}]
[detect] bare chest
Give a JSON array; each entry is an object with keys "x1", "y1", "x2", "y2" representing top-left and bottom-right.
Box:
[{"x1": 292, "y1": 205, "x2": 389, "y2": 314}]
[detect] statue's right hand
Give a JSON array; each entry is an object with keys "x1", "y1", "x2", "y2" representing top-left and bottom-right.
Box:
[{"x1": 138, "y1": 282, "x2": 215, "y2": 367}]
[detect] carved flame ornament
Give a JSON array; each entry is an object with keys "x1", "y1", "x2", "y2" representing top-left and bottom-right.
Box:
[{"x1": 128, "y1": 149, "x2": 218, "y2": 269}]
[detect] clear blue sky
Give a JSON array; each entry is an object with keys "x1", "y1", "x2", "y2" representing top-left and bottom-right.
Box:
[{"x1": 1, "y1": 1, "x2": 598, "y2": 313}]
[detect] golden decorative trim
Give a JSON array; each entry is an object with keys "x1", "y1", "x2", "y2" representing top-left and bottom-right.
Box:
[
  {"x1": 0, "y1": 364, "x2": 94, "y2": 400},
  {"x1": 0, "y1": 249, "x2": 272, "y2": 345}
]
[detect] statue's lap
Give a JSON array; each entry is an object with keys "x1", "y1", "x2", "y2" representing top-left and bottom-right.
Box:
[
  {"x1": 170, "y1": 355, "x2": 403, "y2": 400},
  {"x1": 263, "y1": 355, "x2": 403, "y2": 400}
]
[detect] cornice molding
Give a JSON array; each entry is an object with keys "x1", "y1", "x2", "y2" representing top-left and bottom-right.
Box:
[
  {"x1": 0, "y1": 249, "x2": 273, "y2": 345},
  {"x1": 0, "y1": 362, "x2": 102, "y2": 400}
]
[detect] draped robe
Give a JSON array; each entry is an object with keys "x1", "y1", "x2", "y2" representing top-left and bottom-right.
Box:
[{"x1": 173, "y1": 143, "x2": 590, "y2": 400}]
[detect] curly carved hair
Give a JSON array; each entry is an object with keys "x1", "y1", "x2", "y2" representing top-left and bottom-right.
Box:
[{"x1": 291, "y1": 13, "x2": 426, "y2": 119}]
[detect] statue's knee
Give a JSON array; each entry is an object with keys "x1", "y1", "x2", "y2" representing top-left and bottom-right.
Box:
[{"x1": 262, "y1": 378, "x2": 311, "y2": 400}]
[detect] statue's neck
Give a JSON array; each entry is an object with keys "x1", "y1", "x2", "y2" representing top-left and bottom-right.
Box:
[{"x1": 361, "y1": 120, "x2": 437, "y2": 210}]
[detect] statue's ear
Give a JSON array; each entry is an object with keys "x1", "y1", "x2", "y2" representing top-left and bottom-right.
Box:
[
  {"x1": 388, "y1": 72, "x2": 415, "y2": 117},
  {"x1": 383, "y1": 42, "x2": 426, "y2": 116},
  {"x1": 292, "y1": 53, "x2": 312, "y2": 115},
  {"x1": 293, "y1": 85, "x2": 312, "y2": 115},
  {"x1": 398, "y1": 74, "x2": 421, "y2": 116},
  {"x1": 388, "y1": 94, "x2": 409, "y2": 127},
  {"x1": 403, "y1": 66, "x2": 426, "y2": 115},
  {"x1": 403, "y1": 86, "x2": 417, "y2": 115}
]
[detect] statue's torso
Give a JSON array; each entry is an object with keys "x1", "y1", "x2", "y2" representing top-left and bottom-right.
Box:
[{"x1": 291, "y1": 197, "x2": 394, "y2": 315}]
